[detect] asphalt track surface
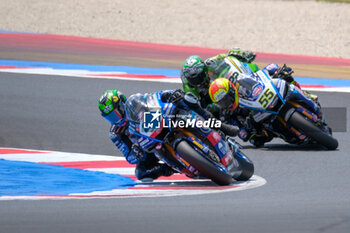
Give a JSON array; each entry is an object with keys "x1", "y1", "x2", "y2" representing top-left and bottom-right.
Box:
[
  {"x1": 1, "y1": 33, "x2": 350, "y2": 233},
  {"x1": 0, "y1": 71, "x2": 350, "y2": 233}
]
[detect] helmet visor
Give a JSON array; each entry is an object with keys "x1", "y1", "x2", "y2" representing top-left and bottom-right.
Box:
[
  {"x1": 217, "y1": 93, "x2": 234, "y2": 109},
  {"x1": 188, "y1": 69, "x2": 207, "y2": 87}
]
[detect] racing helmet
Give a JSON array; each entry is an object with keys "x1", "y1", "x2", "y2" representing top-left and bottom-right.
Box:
[
  {"x1": 181, "y1": 55, "x2": 208, "y2": 87},
  {"x1": 98, "y1": 90, "x2": 127, "y2": 125},
  {"x1": 209, "y1": 78, "x2": 239, "y2": 111}
]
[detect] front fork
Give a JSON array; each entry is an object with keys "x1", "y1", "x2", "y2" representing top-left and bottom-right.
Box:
[
  {"x1": 153, "y1": 129, "x2": 214, "y2": 177},
  {"x1": 155, "y1": 129, "x2": 242, "y2": 178},
  {"x1": 154, "y1": 142, "x2": 194, "y2": 176},
  {"x1": 288, "y1": 85, "x2": 321, "y2": 117}
]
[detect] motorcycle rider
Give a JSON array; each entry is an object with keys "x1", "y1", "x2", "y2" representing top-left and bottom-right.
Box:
[
  {"x1": 208, "y1": 75, "x2": 322, "y2": 147},
  {"x1": 207, "y1": 77, "x2": 274, "y2": 147},
  {"x1": 181, "y1": 48, "x2": 317, "y2": 108},
  {"x1": 181, "y1": 48, "x2": 258, "y2": 108},
  {"x1": 264, "y1": 63, "x2": 318, "y2": 101},
  {"x1": 98, "y1": 89, "x2": 238, "y2": 180},
  {"x1": 180, "y1": 49, "x2": 318, "y2": 146},
  {"x1": 98, "y1": 89, "x2": 174, "y2": 181}
]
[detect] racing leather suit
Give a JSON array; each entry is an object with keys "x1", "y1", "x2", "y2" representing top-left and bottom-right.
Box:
[
  {"x1": 109, "y1": 120, "x2": 173, "y2": 181},
  {"x1": 108, "y1": 89, "x2": 236, "y2": 180},
  {"x1": 181, "y1": 49, "x2": 269, "y2": 145},
  {"x1": 182, "y1": 48, "x2": 259, "y2": 107}
]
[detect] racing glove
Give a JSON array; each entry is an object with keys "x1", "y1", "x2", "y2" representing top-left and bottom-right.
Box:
[
  {"x1": 183, "y1": 92, "x2": 216, "y2": 121},
  {"x1": 161, "y1": 89, "x2": 185, "y2": 106},
  {"x1": 131, "y1": 144, "x2": 147, "y2": 162},
  {"x1": 206, "y1": 103, "x2": 221, "y2": 119},
  {"x1": 227, "y1": 48, "x2": 256, "y2": 63},
  {"x1": 272, "y1": 64, "x2": 295, "y2": 83},
  {"x1": 220, "y1": 123, "x2": 239, "y2": 137}
]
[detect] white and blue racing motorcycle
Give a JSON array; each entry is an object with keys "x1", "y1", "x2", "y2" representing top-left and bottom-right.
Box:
[
  {"x1": 125, "y1": 91, "x2": 254, "y2": 185},
  {"x1": 231, "y1": 65, "x2": 338, "y2": 150}
]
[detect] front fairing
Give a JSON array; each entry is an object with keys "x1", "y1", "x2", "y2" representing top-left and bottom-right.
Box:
[
  {"x1": 208, "y1": 56, "x2": 254, "y2": 83},
  {"x1": 125, "y1": 92, "x2": 176, "y2": 149},
  {"x1": 238, "y1": 70, "x2": 288, "y2": 122},
  {"x1": 170, "y1": 128, "x2": 238, "y2": 177},
  {"x1": 125, "y1": 92, "x2": 239, "y2": 178},
  {"x1": 173, "y1": 110, "x2": 239, "y2": 175},
  {"x1": 237, "y1": 75, "x2": 262, "y2": 102}
]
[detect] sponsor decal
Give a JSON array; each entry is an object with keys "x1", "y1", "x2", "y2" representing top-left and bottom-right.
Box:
[
  {"x1": 252, "y1": 85, "x2": 262, "y2": 97},
  {"x1": 239, "y1": 129, "x2": 248, "y2": 140},
  {"x1": 112, "y1": 96, "x2": 119, "y2": 102},
  {"x1": 207, "y1": 131, "x2": 222, "y2": 146},
  {"x1": 221, "y1": 153, "x2": 233, "y2": 166},
  {"x1": 215, "y1": 90, "x2": 227, "y2": 102},
  {"x1": 217, "y1": 141, "x2": 227, "y2": 156},
  {"x1": 189, "y1": 136, "x2": 210, "y2": 154}
]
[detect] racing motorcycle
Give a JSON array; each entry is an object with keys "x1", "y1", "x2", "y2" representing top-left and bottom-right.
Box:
[
  {"x1": 208, "y1": 55, "x2": 255, "y2": 82},
  {"x1": 230, "y1": 65, "x2": 338, "y2": 150},
  {"x1": 125, "y1": 92, "x2": 254, "y2": 185}
]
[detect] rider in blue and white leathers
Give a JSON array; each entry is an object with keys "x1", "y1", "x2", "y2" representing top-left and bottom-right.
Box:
[
  {"x1": 98, "y1": 89, "x2": 174, "y2": 180},
  {"x1": 98, "y1": 89, "x2": 237, "y2": 180}
]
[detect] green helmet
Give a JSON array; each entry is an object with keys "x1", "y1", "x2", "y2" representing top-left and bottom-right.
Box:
[
  {"x1": 98, "y1": 90, "x2": 127, "y2": 125},
  {"x1": 181, "y1": 55, "x2": 208, "y2": 88}
]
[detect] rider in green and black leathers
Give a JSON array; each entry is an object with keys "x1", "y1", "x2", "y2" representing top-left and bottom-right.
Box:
[
  {"x1": 181, "y1": 48, "x2": 308, "y2": 147},
  {"x1": 180, "y1": 48, "x2": 265, "y2": 144},
  {"x1": 181, "y1": 48, "x2": 258, "y2": 109}
]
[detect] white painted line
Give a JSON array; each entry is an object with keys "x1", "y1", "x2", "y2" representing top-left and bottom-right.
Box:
[
  {"x1": 1, "y1": 68, "x2": 349, "y2": 92},
  {"x1": 0, "y1": 147, "x2": 267, "y2": 199},
  {"x1": 0, "y1": 175, "x2": 267, "y2": 200},
  {"x1": 0, "y1": 68, "x2": 182, "y2": 83},
  {"x1": 0, "y1": 152, "x2": 123, "y2": 163},
  {"x1": 86, "y1": 167, "x2": 135, "y2": 175}
]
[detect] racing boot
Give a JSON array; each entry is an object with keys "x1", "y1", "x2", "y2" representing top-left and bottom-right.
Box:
[
  {"x1": 135, "y1": 162, "x2": 174, "y2": 182},
  {"x1": 303, "y1": 90, "x2": 318, "y2": 102},
  {"x1": 289, "y1": 86, "x2": 321, "y2": 116},
  {"x1": 291, "y1": 80, "x2": 319, "y2": 102},
  {"x1": 249, "y1": 130, "x2": 274, "y2": 148}
]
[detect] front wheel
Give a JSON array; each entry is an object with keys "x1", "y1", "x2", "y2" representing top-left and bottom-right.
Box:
[
  {"x1": 175, "y1": 140, "x2": 233, "y2": 186},
  {"x1": 288, "y1": 111, "x2": 338, "y2": 150},
  {"x1": 233, "y1": 151, "x2": 254, "y2": 181}
]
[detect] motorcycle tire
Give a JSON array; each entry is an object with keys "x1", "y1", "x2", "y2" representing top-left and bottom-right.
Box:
[
  {"x1": 288, "y1": 111, "x2": 338, "y2": 150},
  {"x1": 175, "y1": 140, "x2": 233, "y2": 186},
  {"x1": 233, "y1": 151, "x2": 254, "y2": 181}
]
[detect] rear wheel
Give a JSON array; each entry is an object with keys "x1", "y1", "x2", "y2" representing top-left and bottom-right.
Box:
[
  {"x1": 288, "y1": 111, "x2": 338, "y2": 150},
  {"x1": 175, "y1": 140, "x2": 233, "y2": 186}
]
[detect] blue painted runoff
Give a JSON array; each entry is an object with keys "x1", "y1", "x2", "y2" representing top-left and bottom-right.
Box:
[
  {"x1": 294, "y1": 77, "x2": 350, "y2": 87},
  {"x1": 0, "y1": 159, "x2": 136, "y2": 196}
]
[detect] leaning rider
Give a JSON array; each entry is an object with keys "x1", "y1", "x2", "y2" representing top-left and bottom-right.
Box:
[
  {"x1": 98, "y1": 90, "x2": 174, "y2": 181},
  {"x1": 264, "y1": 63, "x2": 318, "y2": 101},
  {"x1": 208, "y1": 78, "x2": 274, "y2": 147},
  {"x1": 180, "y1": 48, "x2": 317, "y2": 109},
  {"x1": 98, "y1": 89, "x2": 238, "y2": 181},
  {"x1": 181, "y1": 48, "x2": 258, "y2": 108}
]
